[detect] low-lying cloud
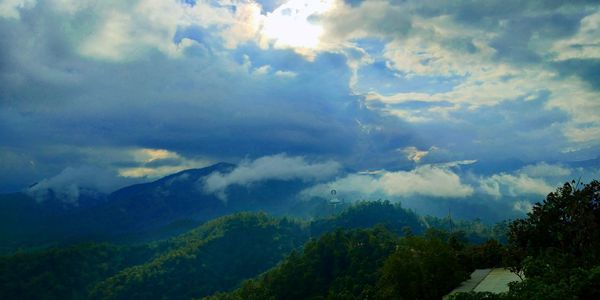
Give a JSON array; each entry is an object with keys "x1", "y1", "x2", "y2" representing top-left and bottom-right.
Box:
[
  {"x1": 477, "y1": 162, "x2": 579, "y2": 199},
  {"x1": 202, "y1": 154, "x2": 341, "y2": 199},
  {"x1": 302, "y1": 164, "x2": 474, "y2": 200},
  {"x1": 478, "y1": 173, "x2": 555, "y2": 198},
  {"x1": 26, "y1": 166, "x2": 139, "y2": 205}
]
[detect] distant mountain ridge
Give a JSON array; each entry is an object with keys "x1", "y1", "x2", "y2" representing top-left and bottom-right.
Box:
[{"x1": 0, "y1": 162, "x2": 313, "y2": 252}]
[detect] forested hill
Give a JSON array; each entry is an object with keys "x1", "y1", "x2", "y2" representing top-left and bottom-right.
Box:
[
  {"x1": 0, "y1": 162, "x2": 309, "y2": 252},
  {"x1": 13, "y1": 188, "x2": 599, "y2": 300},
  {"x1": 0, "y1": 201, "x2": 416, "y2": 299},
  {"x1": 208, "y1": 180, "x2": 600, "y2": 300},
  {"x1": 207, "y1": 227, "x2": 471, "y2": 300},
  {"x1": 0, "y1": 200, "x2": 505, "y2": 300},
  {"x1": 0, "y1": 213, "x2": 299, "y2": 300}
]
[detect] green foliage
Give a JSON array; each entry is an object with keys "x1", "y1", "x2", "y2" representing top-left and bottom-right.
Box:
[
  {"x1": 0, "y1": 198, "x2": 521, "y2": 300},
  {"x1": 310, "y1": 200, "x2": 424, "y2": 237},
  {"x1": 209, "y1": 227, "x2": 470, "y2": 300},
  {"x1": 449, "y1": 180, "x2": 600, "y2": 300},
  {"x1": 458, "y1": 239, "x2": 508, "y2": 270},
  {"x1": 90, "y1": 212, "x2": 308, "y2": 300},
  {"x1": 0, "y1": 243, "x2": 155, "y2": 300},
  {"x1": 377, "y1": 230, "x2": 469, "y2": 300},
  {"x1": 0, "y1": 212, "x2": 307, "y2": 300},
  {"x1": 208, "y1": 227, "x2": 398, "y2": 300},
  {"x1": 424, "y1": 216, "x2": 508, "y2": 245},
  {"x1": 508, "y1": 180, "x2": 600, "y2": 265}
]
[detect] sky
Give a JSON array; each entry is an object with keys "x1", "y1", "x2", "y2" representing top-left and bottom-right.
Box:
[{"x1": 1, "y1": 0, "x2": 599, "y2": 216}]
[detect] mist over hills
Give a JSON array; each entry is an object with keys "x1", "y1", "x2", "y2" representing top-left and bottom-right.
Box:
[
  {"x1": 2, "y1": 0, "x2": 599, "y2": 298},
  {"x1": 0, "y1": 162, "x2": 326, "y2": 251},
  {"x1": 2, "y1": 156, "x2": 597, "y2": 252},
  {"x1": 1, "y1": 180, "x2": 598, "y2": 299},
  {"x1": 0, "y1": 201, "x2": 505, "y2": 299}
]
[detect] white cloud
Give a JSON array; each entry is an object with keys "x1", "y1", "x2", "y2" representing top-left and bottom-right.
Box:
[
  {"x1": 479, "y1": 173, "x2": 555, "y2": 198},
  {"x1": 259, "y1": 0, "x2": 335, "y2": 58},
  {"x1": 513, "y1": 200, "x2": 534, "y2": 214},
  {"x1": 202, "y1": 154, "x2": 341, "y2": 199},
  {"x1": 318, "y1": 0, "x2": 600, "y2": 144},
  {"x1": 550, "y1": 11, "x2": 600, "y2": 61},
  {"x1": 220, "y1": 1, "x2": 263, "y2": 49},
  {"x1": 303, "y1": 164, "x2": 474, "y2": 199},
  {"x1": 0, "y1": 0, "x2": 36, "y2": 19},
  {"x1": 381, "y1": 16, "x2": 496, "y2": 77},
  {"x1": 274, "y1": 70, "x2": 298, "y2": 78},
  {"x1": 253, "y1": 65, "x2": 272, "y2": 75},
  {"x1": 26, "y1": 166, "x2": 136, "y2": 204},
  {"x1": 519, "y1": 162, "x2": 572, "y2": 178},
  {"x1": 477, "y1": 162, "x2": 599, "y2": 200},
  {"x1": 400, "y1": 146, "x2": 436, "y2": 163},
  {"x1": 380, "y1": 165, "x2": 474, "y2": 197},
  {"x1": 75, "y1": 0, "x2": 264, "y2": 61}
]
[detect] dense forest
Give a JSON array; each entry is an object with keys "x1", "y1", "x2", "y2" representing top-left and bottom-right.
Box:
[
  {"x1": 450, "y1": 180, "x2": 600, "y2": 299},
  {"x1": 1, "y1": 180, "x2": 599, "y2": 299},
  {"x1": 207, "y1": 227, "x2": 471, "y2": 300}
]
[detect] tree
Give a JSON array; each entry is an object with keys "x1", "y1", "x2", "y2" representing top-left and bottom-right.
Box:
[
  {"x1": 507, "y1": 180, "x2": 600, "y2": 268},
  {"x1": 376, "y1": 231, "x2": 468, "y2": 300}
]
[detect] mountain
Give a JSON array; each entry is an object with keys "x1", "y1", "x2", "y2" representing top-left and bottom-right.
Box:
[
  {"x1": 0, "y1": 191, "x2": 109, "y2": 252},
  {"x1": 0, "y1": 162, "x2": 315, "y2": 252},
  {"x1": 207, "y1": 227, "x2": 468, "y2": 300},
  {"x1": 0, "y1": 201, "x2": 504, "y2": 300},
  {"x1": 309, "y1": 200, "x2": 425, "y2": 237},
  {"x1": 90, "y1": 213, "x2": 308, "y2": 300},
  {"x1": 0, "y1": 212, "x2": 308, "y2": 300}
]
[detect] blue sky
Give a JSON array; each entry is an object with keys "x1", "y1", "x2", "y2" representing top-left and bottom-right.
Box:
[{"x1": 1, "y1": 0, "x2": 599, "y2": 217}]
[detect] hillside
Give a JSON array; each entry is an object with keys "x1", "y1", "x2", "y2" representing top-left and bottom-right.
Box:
[
  {"x1": 90, "y1": 213, "x2": 308, "y2": 300},
  {"x1": 206, "y1": 227, "x2": 469, "y2": 300},
  {"x1": 0, "y1": 162, "x2": 315, "y2": 252},
  {"x1": 0, "y1": 212, "x2": 308, "y2": 300},
  {"x1": 0, "y1": 200, "x2": 461, "y2": 299}
]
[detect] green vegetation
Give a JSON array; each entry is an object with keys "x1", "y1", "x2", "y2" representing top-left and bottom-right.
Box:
[
  {"x1": 0, "y1": 199, "x2": 535, "y2": 300},
  {"x1": 450, "y1": 180, "x2": 600, "y2": 299},
  {"x1": 424, "y1": 216, "x2": 509, "y2": 245},
  {"x1": 206, "y1": 227, "x2": 399, "y2": 300},
  {"x1": 310, "y1": 200, "x2": 424, "y2": 237},
  {"x1": 90, "y1": 213, "x2": 307, "y2": 300},
  {"x1": 0, "y1": 213, "x2": 308, "y2": 300},
  {"x1": 207, "y1": 227, "x2": 471, "y2": 300},
  {"x1": 0, "y1": 243, "x2": 156, "y2": 300}
]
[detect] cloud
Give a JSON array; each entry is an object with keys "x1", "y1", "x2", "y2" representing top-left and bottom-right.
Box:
[
  {"x1": 303, "y1": 163, "x2": 474, "y2": 200},
  {"x1": 519, "y1": 162, "x2": 572, "y2": 178},
  {"x1": 274, "y1": 70, "x2": 298, "y2": 78},
  {"x1": 400, "y1": 146, "x2": 438, "y2": 163},
  {"x1": 379, "y1": 165, "x2": 474, "y2": 197},
  {"x1": 259, "y1": 0, "x2": 335, "y2": 58},
  {"x1": 117, "y1": 148, "x2": 212, "y2": 179},
  {"x1": 0, "y1": 0, "x2": 35, "y2": 19},
  {"x1": 550, "y1": 11, "x2": 600, "y2": 61},
  {"x1": 317, "y1": 0, "x2": 600, "y2": 147},
  {"x1": 512, "y1": 200, "x2": 534, "y2": 214},
  {"x1": 0, "y1": 0, "x2": 599, "y2": 199},
  {"x1": 26, "y1": 166, "x2": 138, "y2": 205},
  {"x1": 202, "y1": 154, "x2": 341, "y2": 199},
  {"x1": 478, "y1": 171, "x2": 556, "y2": 198}
]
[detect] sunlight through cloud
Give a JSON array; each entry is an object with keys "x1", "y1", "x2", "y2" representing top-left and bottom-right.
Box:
[{"x1": 261, "y1": 0, "x2": 334, "y2": 50}]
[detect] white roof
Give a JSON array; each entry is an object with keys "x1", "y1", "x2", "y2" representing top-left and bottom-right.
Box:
[{"x1": 444, "y1": 268, "x2": 522, "y2": 298}]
